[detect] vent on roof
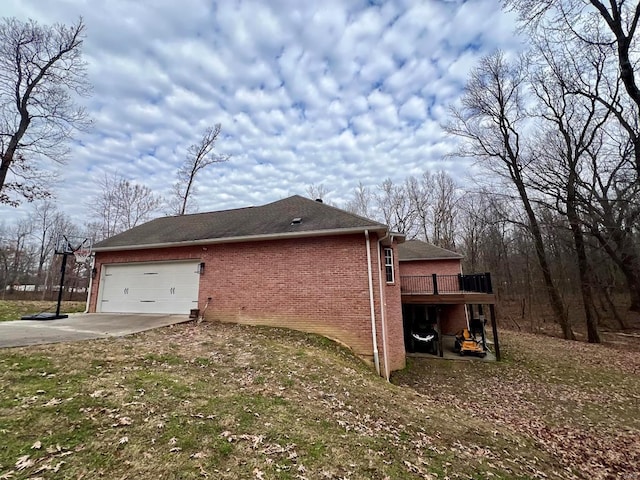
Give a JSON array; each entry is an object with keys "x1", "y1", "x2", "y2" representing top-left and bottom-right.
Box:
[
  {"x1": 291, "y1": 217, "x2": 302, "y2": 225},
  {"x1": 315, "y1": 198, "x2": 323, "y2": 203}
]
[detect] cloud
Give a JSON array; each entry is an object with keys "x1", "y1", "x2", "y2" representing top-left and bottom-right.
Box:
[{"x1": 0, "y1": 0, "x2": 523, "y2": 225}]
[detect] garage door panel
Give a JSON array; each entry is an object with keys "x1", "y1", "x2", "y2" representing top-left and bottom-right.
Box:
[{"x1": 99, "y1": 261, "x2": 200, "y2": 314}]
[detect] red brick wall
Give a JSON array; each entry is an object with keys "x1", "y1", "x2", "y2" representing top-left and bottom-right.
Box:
[
  {"x1": 439, "y1": 305, "x2": 467, "y2": 334},
  {"x1": 91, "y1": 233, "x2": 406, "y2": 373},
  {"x1": 379, "y1": 238, "x2": 405, "y2": 376},
  {"x1": 398, "y1": 258, "x2": 462, "y2": 276}
]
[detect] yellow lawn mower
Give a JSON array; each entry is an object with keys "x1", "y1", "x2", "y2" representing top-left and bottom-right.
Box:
[{"x1": 454, "y1": 318, "x2": 487, "y2": 357}]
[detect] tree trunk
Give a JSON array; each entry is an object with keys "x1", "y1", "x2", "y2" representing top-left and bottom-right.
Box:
[
  {"x1": 567, "y1": 178, "x2": 600, "y2": 343},
  {"x1": 591, "y1": 226, "x2": 640, "y2": 313},
  {"x1": 609, "y1": 221, "x2": 640, "y2": 313},
  {"x1": 600, "y1": 285, "x2": 628, "y2": 330},
  {"x1": 624, "y1": 270, "x2": 640, "y2": 313},
  {"x1": 0, "y1": 154, "x2": 11, "y2": 193},
  {"x1": 514, "y1": 177, "x2": 575, "y2": 340}
]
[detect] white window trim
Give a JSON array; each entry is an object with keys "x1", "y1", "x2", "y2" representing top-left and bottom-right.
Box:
[{"x1": 384, "y1": 247, "x2": 395, "y2": 284}]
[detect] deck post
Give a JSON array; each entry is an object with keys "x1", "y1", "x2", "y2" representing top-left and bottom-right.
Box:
[
  {"x1": 489, "y1": 303, "x2": 501, "y2": 361},
  {"x1": 432, "y1": 273, "x2": 438, "y2": 295}
]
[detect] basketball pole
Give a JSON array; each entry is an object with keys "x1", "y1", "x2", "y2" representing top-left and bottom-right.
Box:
[{"x1": 55, "y1": 252, "x2": 69, "y2": 318}]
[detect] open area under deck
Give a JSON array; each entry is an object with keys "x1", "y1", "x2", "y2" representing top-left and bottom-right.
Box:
[
  {"x1": 400, "y1": 273, "x2": 501, "y2": 360},
  {"x1": 408, "y1": 334, "x2": 497, "y2": 362}
]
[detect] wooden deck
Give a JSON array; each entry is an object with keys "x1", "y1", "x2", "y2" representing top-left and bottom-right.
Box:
[
  {"x1": 401, "y1": 292, "x2": 497, "y2": 305},
  {"x1": 400, "y1": 273, "x2": 496, "y2": 305}
]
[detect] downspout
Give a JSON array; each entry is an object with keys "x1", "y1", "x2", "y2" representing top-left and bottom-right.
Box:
[
  {"x1": 84, "y1": 256, "x2": 95, "y2": 314},
  {"x1": 364, "y1": 230, "x2": 381, "y2": 376},
  {"x1": 376, "y1": 231, "x2": 391, "y2": 381}
]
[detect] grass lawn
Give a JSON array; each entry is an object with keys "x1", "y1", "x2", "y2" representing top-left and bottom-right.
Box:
[
  {"x1": 0, "y1": 322, "x2": 638, "y2": 479},
  {"x1": 0, "y1": 300, "x2": 86, "y2": 321}
]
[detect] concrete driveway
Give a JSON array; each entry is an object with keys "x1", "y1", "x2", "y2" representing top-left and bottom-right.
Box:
[{"x1": 0, "y1": 313, "x2": 192, "y2": 348}]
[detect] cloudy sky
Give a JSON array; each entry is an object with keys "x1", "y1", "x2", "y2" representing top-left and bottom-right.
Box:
[{"x1": 2, "y1": 0, "x2": 521, "y2": 224}]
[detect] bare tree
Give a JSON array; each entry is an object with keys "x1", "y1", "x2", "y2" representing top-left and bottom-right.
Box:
[
  {"x1": 457, "y1": 188, "x2": 524, "y2": 292},
  {"x1": 343, "y1": 182, "x2": 374, "y2": 218},
  {"x1": 0, "y1": 218, "x2": 34, "y2": 296},
  {"x1": 173, "y1": 124, "x2": 229, "y2": 215},
  {"x1": 89, "y1": 173, "x2": 162, "y2": 240},
  {"x1": 506, "y1": 1, "x2": 640, "y2": 130},
  {"x1": 506, "y1": 0, "x2": 640, "y2": 312},
  {"x1": 0, "y1": 17, "x2": 90, "y2": 206},
  {"x1": 306, "y1": 183, "x2": 331, "y2": 202},
  {"x1": 405, "y1": 171, "x2": 459, "y2": 248},
  {"x1": 445, "y1": 51, "x2": 575, "y2": 340},
  {"x1": 431, "y1": 171, "x2": 459, "y2": 249},
  {"x1": 375, "y1": 178, "x2": 417, "y2": 236},
  {"x1": 90, "y1": 174, "x2": 122, "y2": 239},
  {"x1": 405, "y1": 173, "x2": 435, "y2": 242},
  {"x1": 459, "y1": 191, "x2": 492, "y2": 273},
  {"x1": 525, "y1": 38, "x2": 610, "y2": 342},
  {"x1": 29, "y1": 201, "x2": 63, "y2": 284},
  {"x1": 117, "y1": 180, "x2": 163, "y2": 231}
]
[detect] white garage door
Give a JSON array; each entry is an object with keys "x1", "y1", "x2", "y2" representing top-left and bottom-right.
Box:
[{"x1": 98, "y1": 261, "x2": 200, "y2": 314}]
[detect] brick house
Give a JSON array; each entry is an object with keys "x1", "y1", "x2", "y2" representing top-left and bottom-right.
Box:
[
  {"x1": 90, "y1": 195, "x2": 498, "y2": 376},
  {"x1": 90, "y1": 195, "x2": 406, "y2": 378}
]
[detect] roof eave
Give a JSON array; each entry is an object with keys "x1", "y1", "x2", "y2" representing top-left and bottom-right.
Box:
[
  {"x1": 399, "y1": 256, "x2": 464, "y2": 261},
  {"x1": 93, "y1": 225, "x2": 389, "y2": 252}
]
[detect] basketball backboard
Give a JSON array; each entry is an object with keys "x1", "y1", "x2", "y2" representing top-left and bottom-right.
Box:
[{"x1": 55, "y1": 234, "x2": 92, "y2": 255}]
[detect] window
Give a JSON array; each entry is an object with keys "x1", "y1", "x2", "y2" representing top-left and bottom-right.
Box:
[{"x1": 384, "y1": 248, "x2": 394, "y2": 283}]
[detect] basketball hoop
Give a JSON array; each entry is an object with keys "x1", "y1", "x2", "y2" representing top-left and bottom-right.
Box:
[
  {"x1": 54, "y1": 234, "x2": 93, "y2": 263},
  {"x1": 73, "y1": 249, "x2": 92, "y2": 264},
  {"x1": 26, "y1": 233, "x2": 95, "y2": 320},
  {"x1": 55, "y1": 234, "x2": 92, "y2": 255}
]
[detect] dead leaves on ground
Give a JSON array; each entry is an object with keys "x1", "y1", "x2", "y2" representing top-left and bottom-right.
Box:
[
  {"x1": 2, "y1": 323, "x2": 639, "y2": 479},
  {"x1": 2, "y1": 443, "x2": 76, "y2": 479},
  {"x1": 395, "y1": 329, "x2": 640, "y2": 480}
]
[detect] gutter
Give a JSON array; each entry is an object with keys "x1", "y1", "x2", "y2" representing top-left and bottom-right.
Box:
[
  {"x1": 364, "y1": 230, "x2": 380, "y2": 376},
  {"x1": 93, "y1": 226, "x2": 388, "y2": 252}
]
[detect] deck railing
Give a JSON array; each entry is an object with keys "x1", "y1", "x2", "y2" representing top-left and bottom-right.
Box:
[{"x1": 400, "y1": 273, "x2": 493, "y2": 295}]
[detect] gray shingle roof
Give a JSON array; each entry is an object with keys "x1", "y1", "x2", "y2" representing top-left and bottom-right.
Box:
[
  {"x1": 397, "y1": 239, "x2": 463, "y2": 261},
  {"x1": 94, "y1": 195, "x2": 387, "y2": 251}
]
